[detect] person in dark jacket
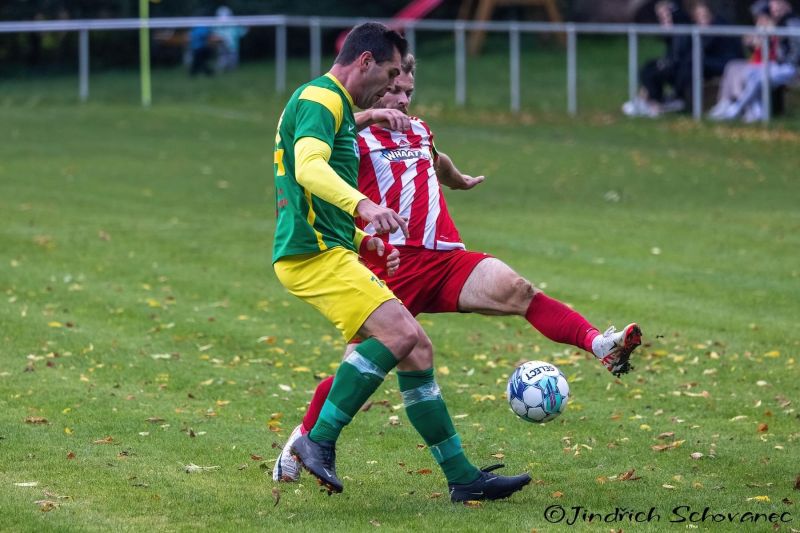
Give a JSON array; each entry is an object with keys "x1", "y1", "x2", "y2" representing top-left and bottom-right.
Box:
[
  {"x1": 623, "y1": 1, "x2": 692, "y2": 117},
  {"x1": 674, "y1": 1, "x2": 743, "y2": 106}
]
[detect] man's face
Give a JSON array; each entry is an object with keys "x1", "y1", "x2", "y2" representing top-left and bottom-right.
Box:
[
  {"x1": 374, "y1": 71, "x2": 414, "y2": 114},
  {"x1": 692, "y1": 5, "x2": 712, "y2": 26},
  {"x1": 770, "y1": 0, "x2": 790, "y2": 18},
  {"x1": 655, "y1": 3, "x2": 674, "y2": 26},
  {"x1": 357, "y1": 49, "x2": 402, "y2": 109}
]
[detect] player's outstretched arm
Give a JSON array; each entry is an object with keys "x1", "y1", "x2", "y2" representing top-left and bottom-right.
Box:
[
  {"x1": 435, "y1": 151, "x2": 485, "y2": 190},
  {"x1": 294, "y1": 136, "x2": 367, "y2": 215},
  {"x1": 354, "y1": 109, "x2": 411, "y2": 131}
]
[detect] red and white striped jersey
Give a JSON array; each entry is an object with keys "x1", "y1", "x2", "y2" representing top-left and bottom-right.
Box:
[{"x1": 357, "y1": 117, "x2": 464, "y2": 250}]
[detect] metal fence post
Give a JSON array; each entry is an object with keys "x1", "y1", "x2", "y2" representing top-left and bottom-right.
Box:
[
  {"x1": 275, "y1": 22, "x2": 287, "y2": 93},
  {"x1": 79, "y1": 29, "x2": 89, "y2": 102},
  {"x1": 627, "y1": 27, "x2": 638, "y2": 107},
  {"x1": 310, "y1": 18, "x2": 321, "y2": 79},
  {"x1": 139, "y1": 0, "x2": 151, "y2": 107},
  {"x1": 406, "y1": 25, "x2": 416, "y2": 54},
  {"x1": 509, "y1": 23, "x2": 520, "y2": 113},
  {"x1": 455, "y1": 22, "x2": 466, "y2": 107},
  {"x1": 566, "y1": 24, "x2": 576, "y2": 116},
  {"x1": 692, "y1": 28, "x2": 702, "y2": 120},
  {"x1": 761, "y1": 34, "x2": 771, "y2": 124}
]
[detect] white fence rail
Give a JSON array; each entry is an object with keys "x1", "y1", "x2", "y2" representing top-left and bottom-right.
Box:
[{"x1": 2, "y1": 15, "x2": 799, "y2": 123}]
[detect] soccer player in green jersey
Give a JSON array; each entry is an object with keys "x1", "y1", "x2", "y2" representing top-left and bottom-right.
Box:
[{"x1": 271, "y1": 22, "x2": 531, "y2": 500}]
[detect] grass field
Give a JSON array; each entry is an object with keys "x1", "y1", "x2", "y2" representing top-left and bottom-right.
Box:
[{"x1": 1, "y1": 39, "x2": 799, "y2": 532}]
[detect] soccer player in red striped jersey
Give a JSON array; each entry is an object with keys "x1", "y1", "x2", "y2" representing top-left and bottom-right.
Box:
[{"x1": 275, "y1": 55, "x2": 642, "y2": 498}]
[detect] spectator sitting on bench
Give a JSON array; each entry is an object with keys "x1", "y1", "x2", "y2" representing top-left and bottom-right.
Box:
[
  {"x1": 673, "y1": 0, "x2": 742, "y2": 109},
  {"x1": 622, "y1": 1, "x2": 691, "y2": 117},
  {"x1": 708, "y1": 1, "x2": 778, "y2": 120},
  {"x1": 715, "y1": 0, "x2": 800, "y2": 122}
]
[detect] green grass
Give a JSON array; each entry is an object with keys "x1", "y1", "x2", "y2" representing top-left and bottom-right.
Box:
[{"x1": 1, "y1": 39, "x2": 799, "y2": 532}]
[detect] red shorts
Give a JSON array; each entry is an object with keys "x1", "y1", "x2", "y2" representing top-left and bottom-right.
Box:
[{"x1": 367, "y1": 246, "x2": 492, "y2": 316}]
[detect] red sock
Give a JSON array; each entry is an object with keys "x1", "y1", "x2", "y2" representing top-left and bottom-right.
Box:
[
  {"x1": 525, "y1": 293, "x2": 599, "y2": 354},
  {"x1": 300, "y1": 375, "x2": 334, "y2": 434}
]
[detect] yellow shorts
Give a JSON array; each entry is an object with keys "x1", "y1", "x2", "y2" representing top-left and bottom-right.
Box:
[{"x1": 273, "y1": 247, "x2": 396, "y2": 341}]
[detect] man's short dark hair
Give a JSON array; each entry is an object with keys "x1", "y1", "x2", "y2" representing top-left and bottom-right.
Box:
[{"x1": 335, "y1": 22, "x2": 408, "y2": 65}]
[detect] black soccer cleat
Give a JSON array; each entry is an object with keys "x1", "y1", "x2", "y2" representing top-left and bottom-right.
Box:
[
  {"x1": 290, "y1": 434, "x2": 343, "y2": 494},
  {"x1": 449, "y1": 464, "x2": 531, "y2": 503}
]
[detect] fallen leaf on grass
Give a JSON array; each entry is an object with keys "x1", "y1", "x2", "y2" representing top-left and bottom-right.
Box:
[
  {"x1": 24, "y1": 417, "x2": 48, "y2": 425},
  {"x1": 618, "y1": 469, "x2": 641, "y2": 481},
  {"x1": 93, "y1": 436, "x2": 114, "y2": 444},
  {"x1": 794, "y1": 474, "x2": 800, "y2": 491},
  {"x1": 551, "y1": 491, "x2": 564, "y2": 498},
  {"x1": 656, "y1": 432, "x2": 675, "y2": 440},
  {"x1": 463, "y1": 500, "x2": 482, "y2": 508},
  {"x1": 757, "y1": 423, "x2": 769, "y2": 433},
  {"x1": 491, "y1": 453, "x2": 505, "y2": 459},
  {"x1": 690, "y1": 452, "x2": 704, "y2": 460},
  {"x1": 145, "y1": 417, "x2": 166, "y2": 424},
  {"x1": 417, "y1": 469, "x2": 433, "y2": 475},
  {"x1": 272, "y1": 487, "x2": 280, "y2": 506},
  {"x1": 251, "y1": 454, "x2": 263, "y2": 461},
  {"x1": 662, "y1": 484, "x2": 676, "y2": 490},
  {"x1": 43, "y1": 490, "x2": 70, "y2": 501},
  {"x1": 747, "y1": 496, "x2": 771, "y2": 503},
  {"x1": 651, "y1": 440, "x2": 685, "y2": 452},
  {"x1": 14, "y1": 482, "x2": 38, "y2": 487},
  {"x1": 776, "y1": 395, "x2": 792, "y2": 409},
  {"x1": 67, "y1": 452, "x2": 76, "y2": 460},
  {"x1": 429, "y1": 492, "x2": 443, "y2": 499},
  {"x1": 370, "y1": 519, "x2": 381, "y2": 526},
  {"x1": 361, "y1": 399, "x2": 392, "y2": 412},
  {"x1": 181, "y1": 462, "x2": 220, "y2": 473},
  {"x1": 729, "y1": 415, "x2": 748, "y2": 422},
  {"x1": 35, "y1": 500, "x2": 58, "y2": 512},
  {"x1": 783, "y1": 498, "x2": 794, "y2": 505}
]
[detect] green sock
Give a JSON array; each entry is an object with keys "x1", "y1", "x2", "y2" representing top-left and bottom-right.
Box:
[
  {"x1": 397, "y1": 368, "x2": 480, "y2": 485},
  {"x1": 309, "y1": 337, "x2": 398, "y2": 443}
]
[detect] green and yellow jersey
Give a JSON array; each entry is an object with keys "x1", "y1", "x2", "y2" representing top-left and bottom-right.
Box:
[{"x1": 272, "y1": 73, "x2": 366, "y2": 262}]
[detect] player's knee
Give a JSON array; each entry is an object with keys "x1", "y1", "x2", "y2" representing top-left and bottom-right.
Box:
[
  {"x1": 385, "y1": 317, "x2": 420, "y2": 358},
  {"x1": 414, "y1": 333, "x2": 434, "y2": 367},
  {"x1": 511, "y1": 275, "x2": 537, "y2": 301}
]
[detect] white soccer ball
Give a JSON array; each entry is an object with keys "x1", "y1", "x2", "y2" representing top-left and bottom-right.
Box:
[{"x1": 507, "y1": 360, "x2": 569, "y2": 423}]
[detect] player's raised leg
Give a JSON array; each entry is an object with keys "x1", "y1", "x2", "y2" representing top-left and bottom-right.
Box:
[{"x1": 457, "y1": 257, "x2": 641, "y2": 376}]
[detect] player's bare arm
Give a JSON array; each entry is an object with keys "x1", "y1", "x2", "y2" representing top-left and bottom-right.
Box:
[
  {"x1": 435, "y1": 151, "x2": 485, "y2": 190},
  {"x1": 354, "y1": 109, "x2": 410, "y2": 131}
]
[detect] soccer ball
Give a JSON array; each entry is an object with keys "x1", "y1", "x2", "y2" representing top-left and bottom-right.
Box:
[{"x1": 507, "y1": 360, "x2": 569, "y2": 423}]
